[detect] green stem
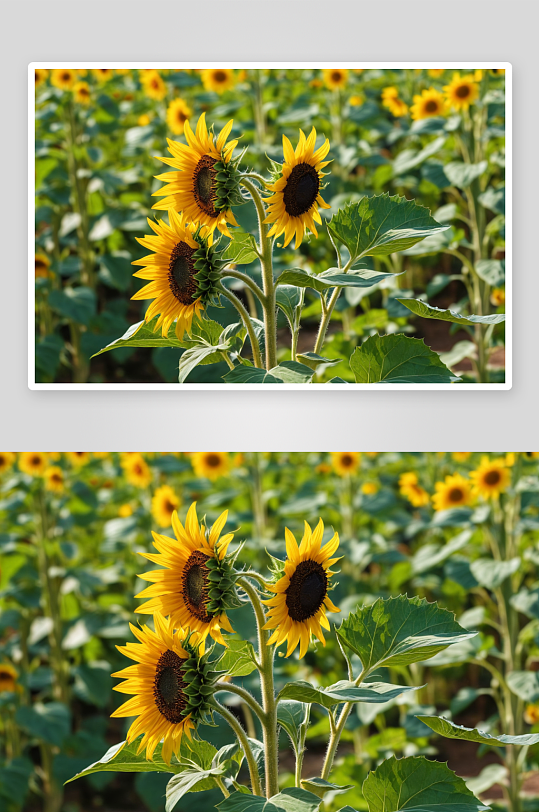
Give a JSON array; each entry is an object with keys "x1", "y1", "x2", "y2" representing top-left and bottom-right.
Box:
[
  {"x1": 214, "y1": 681, "x2": 265, "y2": 723},
  {"x1": 313, "y1": 257, "x2": 353, "y2": 356},
  {"x1": 320, "y1": 670, "x2": 364, "y2": 780},
  {"x1": 218, "y1": 285, "x2": 263, "y2": 369},
  {"x1": 215, "y1": 776, "x2": 230, "y2": 799},
  {"x1": 223, "y1": 268, "x2": 265, "y2": 304},
  {"x1": 212, "y1": 700, "x2": 263, "y2": 797},
  {"x1": 221, "y1": 352, "x2": 235, "y2": 371}
]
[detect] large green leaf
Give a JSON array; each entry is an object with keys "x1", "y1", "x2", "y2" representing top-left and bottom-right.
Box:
[
  {"x1": 350, "y1": 335, "x2": 458, "y2": 384},
  {"x1": 396, "y1": 299, "x2": 505, "y2": 326},
  {"x1": 469, "y1": 557, "x2": 520, "y2": 589},
  {"x1": 222, "y1": 231, "x2": 259, "y2": 265},
  {"x1": 277, "y1": 701, "x2": 310, "y2": 754},
  {"x1": 337, "y1": 596, "x2": 475, "y2": 674},
  {"x1": 218, "y1": 788, "x2": 322, "y2": 812},
  {"x1": 218, "y1": 638, "x2": 257, "y2": 677},
  {"x1": 363, "y1": 756, "x2": 488, "y2": 812},
  {"x1": 506, "y1": 671, "x2": 539, "y2": 703},
  {"x1": 392, "y1": 137, "x2": 446, "y2": 176},
  {"x1": 91, "y1": 316, "x2": 224, "y2": 357},
  {"x1": 165, "y1": 746, "x2": 242, "y2": 812},
  {"x1": 49, "y1": 287, "x2": 97, "y2": 326},
  {"x1": 278, "y1": 681, "x2": 419, "y2": 709},
  {"x1": 444, "y1": 161, "x2": 488, "y2": 188},
  {"x1": 475, "y1": 260, "x2": 505, "y2": 287},
  {"x1": 276, "y1": 268, "x2": 396, "y2": 294},
  {"x1": 327, "y1": 194, "x2": 448, "y2": 261},
  {"x1": 178, "y1": 343, "x2": 230, "y2": 383},
  {"x1": 223, "y1": 361, "x2": 314, "y2": 384},
  {"x1": 16, "y1": 702, "x2": 70, "y2": 747},
  {"x1": 416, "y1": 716, "x2": 539, "y2": 747}
]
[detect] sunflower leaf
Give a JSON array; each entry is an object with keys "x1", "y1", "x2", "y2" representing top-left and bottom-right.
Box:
[
  {"x1": 277, "y1": 680, "x2": 420, "y2": 709},
  {"x1": 337, "y1": 595, "x2": 476, "y2": 675},
  {"x1": 416, "y1": 716, "x2": 539, "y2": 747},
  {"x1": 275, "y1": 268, "x2": 397, "y2": 293},
  {"x1": 91, "y1": 316, "x2": 224, "y2": 357},
  {"x1": 300, "y1": 778, "x2": 354, "y2": 800},
  {"x1": 222, "y1": 231, "x2": 259, "y2": 265},
  {"x1": 327, "y1": 194, "x2": 448, "y2": 261},
  {"x1": 218, "y1": 638, "x2": 257, "y2": 677},
  {"x1": 362, "y1": 755, "x2": 489, "y2": 812},
  {"x1": 396, "y1": 299, "x2": 505, "y2": 326},
  {"x1": 277, "y1": 701, "x2": 310, "y2": 755},
  {"x1": 217, "y1": 787, "x2": 323, "y2": 812},
  {"x1": 349, "y1": 335, "x2": 458, "y2": 384}
]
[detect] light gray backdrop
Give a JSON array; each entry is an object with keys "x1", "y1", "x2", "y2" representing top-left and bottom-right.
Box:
[{"x1": 6, "y1": 0, "x2": 535, "y2": 451}]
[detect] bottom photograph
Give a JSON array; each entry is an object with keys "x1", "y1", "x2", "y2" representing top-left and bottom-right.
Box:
[{"x1": 1, "y1": 452, "x2": 539, "y2": 812}]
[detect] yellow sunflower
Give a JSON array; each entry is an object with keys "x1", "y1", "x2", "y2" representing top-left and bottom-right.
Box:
[
  {"x1": 135, "y1": 503, "x2": 236, "y2": 646},
  {"x1": 45, "y1": 466, "x2": 64, "y2": 493},
  {"x1": 92, "y1": 68, "x2": 113, "y2": 84},
  {"x1": 432, "y1": 473, "x2": 473, "y2": 511},
  {"x1": 386, "y1": 97, "x2": 409, "y2": 117},
  {"x1": 35, "y1": 253, "x2": 51, "y2": 278},
  {"x1": 191, "y1": 452, "x2": 229, "y2": 481},
  {"x1": 73, "y1": 81, "x2": 91, "y2": 105},
  {"x1": 524, "y1": 452, "x2": 539, "y2": 460},
  {"x1": 131, "y1": 210, "x2": 220, "y2": 340},
  {"x1": 35, "y1": 69, "x2": 48, "y2": 89},
  {"x1": 121, "y1": 454, "x2": 152, "y2": 488},
  {"x1": 112, "y1": 614, "x2": 213, "y2": 763},
  {"x1": 51, "y1": 69, "x2": 76, "y2": 91},
  {"x1": 264, "y1": 127, "x2": 331, "y2": 249},
  {"x1": 525, "y1": 705, "x2": 539, "y2": 725},
  {"x1": 469, "y1": 457, "x2": 510, "y2": 499},
  {"x1": 452, "y1": 452, "x2": 471, "y2": 462},
  {"x1": 0, "y1": 452, "x2": 16, "y2": 474},
  {"x1": 489, "y1": 69, "x2": 505, "y2": 77},
  {"x1": 444, "y1": 74, "x2": 478, "y2": 112},
  {"x1": 119, "y1": 504, "x2": 134, "y2": 518},
  {"x1": 410, "y1": 87, "x2": 446, "y2": 120},
  {"x1": 262, "y1": 519, "x2": 340, "y2": 658},
  {"x1": 349, "y1": 95, "x2": 364, "y2": 107},
  {"x1": 138, "y1": 113, "x2": 151, "y2": 127},
  {"x1": 152, "y1": 113, "x2": 241, "y2": 237},
  {"x1": 330, "y1": 452, "x2": 361, "y2": 477},
  {"x1": 381, "y1": 86, "x2": 399, "y2": 103},
  {"x1": 140, "y1": 70, "x2": 167, "y2": 101},
  {"x1": 0, "y1": 664, "x2": 17, "y2": 693},
  {"x1": 166, "y1": 98, "x2": 192, "y2": 135},
  {"x1": 428, "y1": 69, "x2": 445, "y2": 78},
  {"x1": 66, "y1": 451, "x2": 90, "y2": 467},
  {"x1": 399, "y1": 472, "x2": 430, "y2": 508},
  {"x1": 19, "y1": 452, "x2": 48, "y2": 477},
  {"x1": 491, "y1": 287, "x2": 505, "y2": 307},
  {"x1": 152, "y1": 485, "x2": 181, "y2": 528},
  {"x1": 361, "y1": 482, "x2": 379, "y2": 495},
  {"x1": 201, "y1": 68, "x2": 235, "y2": 94},
  {"x1": 322, "y1": 69, "x2": 348, "y2": 91}
]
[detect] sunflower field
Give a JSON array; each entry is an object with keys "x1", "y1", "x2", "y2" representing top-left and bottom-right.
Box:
[
  {"x1": 1, "y1": 451, "x2": 538, "y2": 812},
  {"x1": 33, "y1": 67, "x2": 507, "y2": 384}
]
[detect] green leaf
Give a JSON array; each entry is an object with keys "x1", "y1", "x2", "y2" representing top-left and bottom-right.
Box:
[
  {"x1": 474, "y1": 260, "x2": 505, "y2": 287},
  {"x1": 91, "y1": 316, "x2": 225, "y2": 358},
  {"x1": 506, "y1": 671, "x2": 539, "y2": 703},
  {"x1": 510, "y1": 589, "x2": 539, "y2": 620},
  {"x1": 465, "y1": 765, "x2": 508, "y2": 795},
  {"x1": 392, "y1": 137, "x2": 446, "y2": 176},
  {"x1": 276, "y1": 267, "x2": 396, "y2": 293},
  {"x1": 411, "y1": 531, "x2": 472, "y2": 575},
  {"x1": 300, "y1": 778, "x2": 353, "y2": 800},
  {"x1": 278, "y1": 680, "x2": 419, "y2": 709},
  {"x1": 478, "y1": 187, "x2": 505, "y2": 214},
  {"x1": 218, "y1": 638, "x2": 257, "y2": 677},
  {"x1": 0, "y1": 758, "x2": 34, "y2": 806},
  {"x1": 222, "y1": 231, "x2": 259, "y2": 265},
  {"x1": 277, "y1": 701, "x2": 310, "y2": 754},
  {"x1": 16, "y1": 702, "x2": 70, "y2": 747},
  {"x1": 223, "y1": 366, "x2": 283, "y2": 384},
  {"x1": 363, "y1": 755, "x2": 488, "y2": 812},
  {"x1": 444, "y1": 161, "x2": 488, "y2": 188},
  {"x1": 416, "y1": 716, "x2": 539, "y2": 747},
  {"x1": 178, "y1": 343, "x2": 230, "y2": 383},
  {"x1": 296, "y1": 352, "x2": 339, "y2": 371},
  {"x1": 98, "y1": 252, "x2": 133, "y2": 291},
  {"x1": 337, "y1": 596, "x2": 475, "y2": 674},
  {"x1": 268, "y1": 361, "x2": 314, "y2": 383},
  {"x1": 469, "y1": 557, "x2": 520, "y2": 589},
  {"x1": 73, "y1": 662, "x2": 113, "y2": 708},
  {"x1": 276, "y1": 285, "x2": 302, "y2": 327},
  {"x1": 217, "y1": 787, "x2": 322, "y2": 812},
  {"x1": 396, "y1": 299, "x2": 505, "y2": 326},
  {"x1": 350, "y1": 335, "x2": 458, "y2": 384},
  {"x1": 166, "y1": 748, "x2": 241, "y2": 812},
  {"x1": 49, "y1": 287, "x2": 97, "y2": 326},
  {"x1": 327, "y1": 194, "x2": 448, "y2": 261}
]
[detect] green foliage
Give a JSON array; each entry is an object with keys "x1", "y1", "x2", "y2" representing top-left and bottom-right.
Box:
[
  {"x1": 350, "y1": 335, "x2": 457, "y2": 383},
  {"x1": 396, "y1": 299, "x2": 506, "y2": 326},
  {"x1": 217, "y1": 788, "x2": 323, "y2": 812},
  {"x1": 416, "y1": 716, "x2": 539, "y2": 747},
  {"x1": 277, "y1": 681, "x2": 418, "y2": 709}
]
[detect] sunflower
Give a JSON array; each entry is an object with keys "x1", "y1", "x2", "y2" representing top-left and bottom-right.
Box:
[
  {"x1": 361, "y1": 482, "x2": 379, "y2": 495},
  {"x1": 432, "y1": 473, "x2": 473, "y2": 511},
  {"x1": 470, "y1": 457, "x2": 510, "y2": 499},
  {"x1": 92, "y1": 68, "x2": 113, "y2": 84},
  {"x1": 330, "y1": 452, "x2": 361, "y2": 477},
  {"x1": 166, "y1": 98, "x2": 192, "y2": 135},
  {"x1": 112, "y1": 614, "x2": 216, "y2": 763},
  {"x1": 386, "y1": 98, "x2": 409, "y2": 117},
  {"x1": 66, "y1": 451, "x2": 90, "y2": 467},
  {"x1": 152, "y1": 113, "x2": 242, "y2": 238},
  {"x1": 73, "y1": 81, "x2": 91, "y2": 105},
  {"x1": 35, "y1": 253, "x2": 51, "y2": 278},
  {"x1": 132, "y1": 210, "x2": 224, "y2": 340},
  {"x1": 201, "y1": 68, "x2": 235, "y2": 94},
  {"x1": 524, "y1": 453, "x2": 539, "y2": 460},
  {"x1": 191, "y1": 452, "x2": 229, "y2": 481},
  {"x1": 140, "y1": 70, "x2": 167, "y2": 101},
  {"x1": 0, "y1": 664, "x2": 17, "y2": 693},
  {"x1": 428, "y1": 69, "x2": 445, "y2": 78},
  {"x1": 121, "y1": 454, "x2": 152, "y2": 488},
  {"x1": 51, "y1": 69, "x2": 76, "y2": 91},
  {"x1": 0, "y1": 452, "x2": 16, "y2": 474},
  {"x1": 322, "y1": 69, "x2": 348, "y2": 91},
  {"x1": 35, "y1": 69, "x2": 48, "y2": 89},
  {"x1": 119, "y1": 504, "x2": 134, "y2": 518},
  {"x1": 491, "y1": 287, "x2": 505, "y2": 307},
  {"x1": 264, "y1": 127, "x2": 331, "y2": 249},
  {"x1": 19, "y1": 452, "x2": 48, "y2": 477},
  {"x1": 399, "y1": 472, "x2": 429, "y2": 508},
  {"x1": 525, "y1": 705, "x2": 539, "y2": 725},
  {"x1": 349, "y1": 95, "x2": 364, "y2": 107},
  {"x1": 489, "y1": 69, "x2": 505, "y2": 77},
  {"x1": 262, "y1": 519, "x2": 340, "y2": 658},
  {"x1": 135, "y1": 503, "x2": 238, "y2": 646},
  {"x1": 444, "y1": 74, "x2": 478, "y2": 112},
  {"x1": 410, "y1": 88, "x2": 446, "y2": 120},
  {"x1": 381, "y1": 86, "x2": 399, "y2": 103},
  {"x1": 452, "y1": 452, "x2": 471, "y2": 462},
  {"x1": 138, "y1": 114, "x2": 151, "y2": 127},
  {"x1": 152, "y1": 485, "x2": 181, "y2": 528},
  {"x1": 45, "y1": 466, "x2": 64, "y2": 493}
]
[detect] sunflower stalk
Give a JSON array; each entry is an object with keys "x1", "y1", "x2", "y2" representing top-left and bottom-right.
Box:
[
  {"x1": 217, "y1": 284, "x2": 263, "y2": 368},
  {"x1": 312, "y1": 255, "x2": 354, "y2": 356},
  {"x1": 211, "y1": 699, "x2": 263, "y2": 797}
]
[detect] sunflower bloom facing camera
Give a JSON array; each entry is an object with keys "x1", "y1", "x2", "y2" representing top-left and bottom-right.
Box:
[
  {"x1": 444, "y1": 74, "x2": 478, "y2": 112},
  {"x1": 166, "y1": 98, "x2": 192, "y2": 135},
  {"x1": 191, "y1": 452, "x2": 230, "y2": 481},
  {"x1": 152, "y1": 113, "x2": 242, "y2": 237},
  {"x1": 322, "y1": 69, "x2": 348, "y2": 91},
  {"x1": 121, "y1": 454, "x2": 152, "y2": 488},
  {"x1": 19, "y1": 452, "x2": 48, "y2": 477},
  {"x1": 112, "y1": 614, "x2": 216, "y2": 763},
  {"x1": 470, "y1": 457, "x2": 510, "y2": 500},
  {"x1": 51, "y1": 69, "x2": 76, "y2": 91},
  {"x1": 136, "y1": 503, "x2": 238, "y2": 646},
  {"x1": 45, "y1": 466, "x2": 64, "y2": 493},
  {"x1": 73, "y1": 81, "x2": 91, "y2": 106},
  {"x1": 331, "y1": 452, "x2": 361, "y2": 477},
  {"x1": 410, "y1": 87, "x2": 446, "y2": 120},
  {"x1": 262, "y1": 519, "x2": 340, "y2": 658},
  {"x1": 132, "y1": 211, "x2": 225, "y2": 340},
  {"x1": 432, "y1": 473, "x2": 473, "y2": 511},
  {"x1": 264, "y1": 127, "x2": 331, "y2": 249},
  {"x1": 152, "y1": 485, "x2": 180, "y2": 528},
  {"x1": 0, "y1": 452, "x2": 16, "y2": 474},
  {"x1": 201, "y1": 68, "x2": 235, "y2": 94}
]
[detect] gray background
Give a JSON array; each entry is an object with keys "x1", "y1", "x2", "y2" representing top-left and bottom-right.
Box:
[{"x1": 7, "y1": 0, "x2": 536, "y2": 451}]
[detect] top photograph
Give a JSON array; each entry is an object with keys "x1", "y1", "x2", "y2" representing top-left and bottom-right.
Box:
[{"x1": 30, "y1": 63, "x2": 510, "y2": 389}]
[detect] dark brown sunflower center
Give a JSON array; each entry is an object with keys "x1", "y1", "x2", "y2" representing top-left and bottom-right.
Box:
[
  {"x1": 35, "y1": 259, "x2": 46, "y2": 271},
  {"x1": 164, "y1": 500, "x2": 176, "y2": 514},
  {"x1": 456, "y1": 85, "x2": 470, "y2": 99},
  {"x1": 168, "y1": 241, "x2": 198, "y2": 306},
  {"x1": 193, "y1": 155, "x2": 219, "y2": 217},
  {"x1": 341, "y1": 454, "x2": 353, "y2": 468},
  {"x1": 484, "y1": 470, "x2": 501, "y2": 486},
  {"x1": 448, "y1": 487, "x2": 464, "y2": 502},
  {"x1": 51, "y1": 473, "x2": 62, "y2": 483},
  {"x1": 153, "y1": 649, "x2": 188, "y2": 723},
  {"x1": 205, "y1": 454, "x2": 221, "y2": 468},
  {"x1": 31, "y1": 456, "x2": 41, "y2": 467},
  {"x1": 425, "y1": 100, "x2": 439, "y2": 113},
  {"x1": 35, "y1": 72, "x2": 39, "y2": 84},
  {"x1": 62, "y1": 72, "x2": 70, "y2": 82},
  {"x1": 283, "y1": 163, "x2": 320, "y2": 217},
  {"x1": 286, "y1": 559, "x2": 328, "y2": 622},
  {"x1": 331, "y1": 71, "x2": 342, "y2": 83},
  {"x1": 214, "y1": 71, "x2": 227, "y2": 83},
  {"x1": 182, "y1": 550, "x2": 213, "y2": 622}
]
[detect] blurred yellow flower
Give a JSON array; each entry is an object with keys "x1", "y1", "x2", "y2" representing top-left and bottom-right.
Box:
[
  {"x1": 399, "y1": 472, "x2": 430, "y2": 507},
  {"x1": 51, "y1": 69, "x2": 76, "y2": 91},
  {"x1": 118, "y1": 504, "x2": 133, "y2": 517},
  {"x1": 432, "y1": 473, "x2": 473, "y2": 511},
  {"x1": 192, "y1": 452, "x2": 229, "y2": 481},
  {"x1": 428, "y1": 69, "x2": 445, "y2": 78},
  {"x1": 122, "y1": 454, "x2": 152, "y2": 488},
  {"x1": 349, "y1": 95, "x2": 364, "y2": 107},
  {"x1": 331, "y1": 452, "x2": 361, "y2": 477},
  {"x1": 470, "y1": 457, "x2": 510, "y2": 499},
  {"x1": 152, "y1": 485, "x2": 181, "y2": 528},
  {"x1": 166, "y1": 98, "x2": 192, "y2": 135},
  {"x1": 35, "y1": 68, "x2": 48, "y2": 89},
  {"x1": 381, "y1": 86, "x2": 399, "y2": 102},
  {"x1": 361, "y1": 482, "x2": 379, "y2": 495},
  {"x1": 73, "y1": 81, "x2": 91, "y2": 106},
  {"x1": 35, "y1": 253, "x2": 51, "y2": 278},
  {"x1": 0, "y1": 664, "x2": 17, "y2": 693},
  {"x1": 45, "y1": 466, "x2": 64, "y2": 493},
  {"x1": 19, "y1": 452, "x2": 48, "y2": 477},
  {"x1": 452, "y1": 452, "x2": 471, "y2": 462},
  {"x1": 66, "y1": 452, "x2": 90, "y2": 467},
  {"x1": 0, "y1": 452, "x2": 16, "y2": 474},
  {"x1": 92, "y1": 68, "x2": 113, "y2": 84},
  {"x1": 387, "y1": 98, "x2": 409, "y2": 117},
  {"x1": 444, "y1": 74, "x2": 478, "y2": 112},
  {"x1": 140, "y1": 70, "x2": 167, "y2": 100},
  {"x1": 491, "y1": 287, "x2": 505, "y2": 307},
  {"x1": 201, "y1": 68, "x2": 235, "y2": 94},
  {"x1": 323, "y1": 69, "x2": 348, "y2": 90},
  {"x1": 138, "y1": 113, "x2": 151, "y2": 126},
  {"x1": 411, "y1": 87, "x2": 446, "y2": 120}
]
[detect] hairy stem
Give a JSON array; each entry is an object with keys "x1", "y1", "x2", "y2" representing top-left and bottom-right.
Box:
[
  {"x1": 218, "y1": 285, "x2": 263, "y2": 369},
  {"x1": 212, "y1": 700, "x2": 263, "y2": 797}
]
